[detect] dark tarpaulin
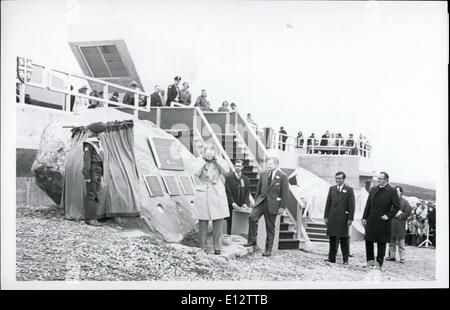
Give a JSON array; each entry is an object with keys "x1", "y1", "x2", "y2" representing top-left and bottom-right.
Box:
[{"x1": 62, "y1": 120, "x2": 141, "y2": 219}]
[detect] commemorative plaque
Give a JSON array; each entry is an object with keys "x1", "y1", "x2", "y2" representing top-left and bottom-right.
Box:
[
  {"x1": 178, "y1": 175, "x2": 196, "y2": 195},
  {"x1": 143, "y1": 175, "x2": 164, "y2": 197},
  {"x1": 148, "y1": 137, "x2": 185, "y2": 171},
  {"x1": 162, "y1": 175, "x2": 182, "y2": 196}
]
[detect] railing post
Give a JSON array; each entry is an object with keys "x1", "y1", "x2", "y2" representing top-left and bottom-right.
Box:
[
  {"x1": 133, "y1": 93, "x2": 138, "y2": 117},
  {"x1": 103, "y1": 84, "x2": 108, "y2": 107}
]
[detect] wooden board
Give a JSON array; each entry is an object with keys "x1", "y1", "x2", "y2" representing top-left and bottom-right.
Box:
[
  {"x1": 143, "y1": 175, "x2": 164, "y2": 197},
  {"x1": 148, "y1": 137, "x2": 185, "y2": 171}
]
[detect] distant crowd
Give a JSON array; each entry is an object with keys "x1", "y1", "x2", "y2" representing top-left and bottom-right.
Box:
[{"x1": 405, "y1": 200, "x2": 436, "y2": 246}]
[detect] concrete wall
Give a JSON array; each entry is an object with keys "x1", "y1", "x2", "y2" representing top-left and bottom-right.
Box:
[{"x1": 298, "y1": 155, "x2": 362, "y2": 188}]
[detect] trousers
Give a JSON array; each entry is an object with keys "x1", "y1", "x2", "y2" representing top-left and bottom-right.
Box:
[
  {"x1": 365, "y1": 240, "x2": 387, "y2": 267},
  {"x1": 388, "y1": 238, "x2": 406, "y2": 260},
  {"x1": 248, "y1": 200, "x2": 277, "y2": 252},
  {"x1": 328, "y1": 236, "x2": 350, "y2": 262}
]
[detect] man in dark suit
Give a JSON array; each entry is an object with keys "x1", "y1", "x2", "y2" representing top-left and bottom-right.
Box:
[
  {"x1": 225, "y1": 160, "x2": 251, "y2": 234},
  {"x1": 324, "y1": 171, "x2": 355, "y2": 264},
  {"x1": 278, "y1": 126, "x2": 288, "y2": 151},
  {"x1": 150, "y1": 85, "x2": 163, "y2": 107},
  {"x1": 244, "y1": 155, "x2": 290, "y2": 256},
  {"x1": 166, "y1": 76, "x2": 181, "y2": 106},
  {"x1": 362, "y1": 171, "x2": 401, "y2": 269}
]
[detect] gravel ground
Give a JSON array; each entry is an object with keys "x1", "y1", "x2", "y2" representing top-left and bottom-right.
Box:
[{"x1": 16, "y1": 206, "x2": 435, "y2": 281}]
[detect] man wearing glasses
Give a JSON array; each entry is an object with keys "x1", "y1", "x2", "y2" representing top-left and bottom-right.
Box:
[
  {"x1": 324, "y1": 171, "x2": 355, "y2": 265},
  {"x1": 362, "y1": 172, "x2": 401, "y2": 269}
]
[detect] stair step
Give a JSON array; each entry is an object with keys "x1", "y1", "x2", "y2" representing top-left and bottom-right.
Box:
[
  {"x1": 307, "y1": 233, "x2": 329, "y2": 240},
  {"x1": 279, "y1": 223, "x2": 290, "y2": 231},
  {"x1": 309, "y1": 238, "x2": 329, "y2": 243},
  {"x1": 279, "y1": 230, "x2": 296, "y2": 239},
  {"x1": 306, "y1": 228, "x2": 327, "y2": 234},
  {"x1": 278, "y1": 239, "x2": 300, "y2": 250},
  {"x1": 307, "y1": 223, "x2": 327, "y2": 228}
]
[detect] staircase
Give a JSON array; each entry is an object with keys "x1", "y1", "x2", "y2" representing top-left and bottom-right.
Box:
[
  {"x1": 305, "y1": 221, "x2": 328, "y2": 242},
  {"x1": 217, "y1": 132, "x2": 300, "y2": 250}
]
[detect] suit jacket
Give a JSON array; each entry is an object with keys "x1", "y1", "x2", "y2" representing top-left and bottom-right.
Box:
[
  {"x1": 324, "y1": 184, "x2": 355, "y2": 237},
  {"x1": 363, "y1": 184, "x2": 401, "y2": 242},
  {"x1": 225, "y1": 172, "x2": 250, "y2": 213},
  {"x1": 166, "y1": 84, "x2": 179, "y2": 106},
  {"x1": 150, "y1": 93, "x2": 163, "y2": 106},
  {"x1": 254, "y1": 169, "x2": 289, "y2": 215}
]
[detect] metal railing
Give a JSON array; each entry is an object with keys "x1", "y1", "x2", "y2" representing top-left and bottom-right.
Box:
[{"x1": 16, "y1": 56, "x2": 151, "y2": 117}]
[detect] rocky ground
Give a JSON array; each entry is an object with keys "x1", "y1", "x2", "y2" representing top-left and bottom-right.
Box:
[{"x1": 16, "y1": 205, "x2": 435, "y2": 281}]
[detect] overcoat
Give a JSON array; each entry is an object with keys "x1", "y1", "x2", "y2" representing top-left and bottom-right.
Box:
[
  {"x1": 324, "y1": 184, "x2": 355, "y2": 237},
  {"x1": 391, "y1": 197, "x2": 412, "y2": 239},
  {"x1": 192, "y1": 157, "x2": 230, "y2": 220},
  {"x1": 362, "y1": 184, "x2": 401, "y2": 242}
]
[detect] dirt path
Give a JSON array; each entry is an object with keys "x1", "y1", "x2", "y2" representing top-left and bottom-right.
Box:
[{"x1": 16, "y1": 206, "x2": 435, "y2": 281}]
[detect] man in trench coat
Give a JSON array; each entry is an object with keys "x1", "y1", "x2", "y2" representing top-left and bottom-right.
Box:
[
  {"x1": 324, "y1": 171, "x2": 355, "y2": 264},
  {"x1": 386, "y1": 186, "x2": 412, "y2": 263},
  {"x1": 362, "y1": 172, "x2": 401, "y2": 268}
]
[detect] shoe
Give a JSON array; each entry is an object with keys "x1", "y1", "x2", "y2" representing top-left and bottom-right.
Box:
[
  {"x1": 348, "y1": 254, "x2": 353, "y2": 257},
  {"x1": 343, "y1": 261, "x2": 349, "y2": 265},
  {"x1": 386, "y1": 257, "x2": 396, "y2": 262},
  {"x1": 243, "y1": 242, "x2": 256, "y2": 247},
  {"x1": 324, "y1": 259, "x2": 336, "y2": 263},
  {"x1": 367, "y1": 260, "x2": 376, "y2": 267},
  {"x1": 399, "y1": 259, "x2": 405, "y2": 264},
  {"x1": 85, "y1": 219, "x2": 102, "y2": 226},
  {"x1": 214, "y1": 250, "x2": 221, "y2": 255},
  {"x1": 262, "y1": 251, "x2": 272, "y2": 257}
]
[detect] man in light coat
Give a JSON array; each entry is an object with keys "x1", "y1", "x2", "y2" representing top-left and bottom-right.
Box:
[{"x1": 324, "y1": 171, "x2": 355, "y2": 264}]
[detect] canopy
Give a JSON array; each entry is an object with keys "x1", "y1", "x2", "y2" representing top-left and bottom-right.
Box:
[{"x1": 62, "y1": 120, "x2": 141, "y2": 219}]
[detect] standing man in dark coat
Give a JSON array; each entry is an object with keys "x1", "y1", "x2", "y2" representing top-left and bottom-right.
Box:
[
  {"x1": 150, "y1": 85, "x2": 163, "y2": 107},
  {"x1": 278, "y1": 127, "x2": 288, "y2": 151},
  {"x1": 244, "y1": 154, "x2": 290, "y2": 257},
  {"x1": 386, "y1": 186, "x2": 412, "y2": 263},
  {"x1": 324, "y1": 171, "x2": 355, "y2": 264},
  {"x1": 166, "y1": 76, "x2": 181, "y2": 106},
  {"x1": 83, "y1": 122, "x2": 107, "y2": 226},
  {"x1": 362, "y1": 172, "x2": 401, "y2": 268},
  {"x1": 224, "y1": 160, "x2": 251, "y2": 234}
]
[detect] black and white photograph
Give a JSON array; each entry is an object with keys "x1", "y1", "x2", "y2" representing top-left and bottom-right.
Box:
[{"x1": 1, "y1": 0, "x2": 448, "y2": 293}]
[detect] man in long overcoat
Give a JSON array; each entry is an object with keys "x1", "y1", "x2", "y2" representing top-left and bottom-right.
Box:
[
  {"x1": 386, "y1": 186, "x2": 412, "y2": 263},
  {"x1": 324, "y1": 171, "x2": 355, "y2": 264},
  {"x1": 362, "y1": 172, "x2": 400, "y2": 268}
]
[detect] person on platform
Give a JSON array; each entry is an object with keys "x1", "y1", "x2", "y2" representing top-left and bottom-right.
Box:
[
  {"x1": 194, "y1": 89, "x2": 208, "y2": 111},
  {"x1": 278, "y1": 126, "x2": 288, "y2": 151},
  {"x1": 218, "y1": 101, "x2": 230, "y2": 112},
  {"x1": 230, "y1": 102, "x2": 237, "y2": 111},
  {"x1": 324, "y1": 171, "x2": 355, "y2": 264},
  {"x1": 82, "y1": 122, "x2": 107, "y2": 226},
  {"x1": 192, "y1": 143, "x2": 230, "y2": 255},
  {"x1": 150, "y1": 85, "x2": 163, "y2": 107},
  {"x1": 362, "y1": 172, "x2": 401, "y2": 269},
  {"x1": 166, "y1": 76, "x2": 182, "y2": 106},
  {"x1": 386, "y1": 186, "x2": 412, "y2": 263},
  {"x1": 179, "y1": 82, "x2": 192, "y2": 106},
  {"x1": 244, "y1": 153, "x2": 289, "y2": 257},
  {"x1": 73, "y1": 85, "x2": 90, "y2": 113},
  {"x1": 320, "y1": 131, "x2": 330, "y2": 146},
  {"x1": 306, "y1": 133, "x2": 316, "y2": 154},
  {"x1": 109, "y1": 92, "x2": 119, "y2": 103},
  {"x1": 296, "y1": 131, "x2": 304, "y2": 149},
  {"x1": 224, "y1": 160, "x2": 251, "y2": 235},
  {"x1": 122, "y1": 81, "x2": 142, "y2": 106}
]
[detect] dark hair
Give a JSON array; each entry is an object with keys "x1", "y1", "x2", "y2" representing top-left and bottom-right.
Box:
[
  {"x1": 112, "y1": 92, "x2": 119, "y2": 97},
  {"x1": 380, "y1": 171, "x2": 389, "y2": 180},
  {"x1": 395, "y1": 186, "x2": 403, "y2": 194},
  {"x1": 235, "y1": 159, "x2": 243, "y2": 165},
  {"x1": 335, "y1": 171, "x2": 346, "y2": 179}
]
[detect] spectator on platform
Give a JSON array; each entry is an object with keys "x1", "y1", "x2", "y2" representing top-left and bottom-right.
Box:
[
  {"x1": 307, "y1": 133, "x2": 316, "y2": 154},
  {"x1": 359, "y1": 134, "x2": 366, "y2": 157},
  {"x1": 88, "y1": 90, "x2": 100, "y2": 108},
  {"x1": 218, "y1": 101, "x2": 230, "y2": 112},
  {"x1": 246, "y1": 113, "x2": 257, "y2": 127},
  {"x1": 230, "y1": 102, "x2": 237, "y2": 111},
  {"x1": 320, "y1": 131, "x2": 330, "y2": 146},
  {"x1": 205, "y1": 101, "x2": 214, "y2": 112},
  {"x1": 427, "y1": 203, "x2": 436, "y2": 247},
  {"x1": 160, "y1": 89, "x2": 166, "y2": 104},
  {"x1": 123, "y1": 81, "x2": 141, "y2": 106},
  {"x1": 296, "y1": 131, "x2": 304, "y2": 148},
  {"x1": 225, "y1": 160, "x2": 251, "y2": 235},
  {"x1": 150, "y1": 85, "x2": 163, "y2": 107},
  {"x1": 278, "y1": 126, "x2": 288, "y2": 151},
  {"x1": 386, "y1": 186, "x2": 412, "y2": 263},
  {"x1": 335, "y1": 133, "x2": 344, "y2": 146},
  {"x1": 166, "y1": 76, "x2": 182, "y2": 106},
  {"x1": 346, "y1": 133, "x2": 355, "y2": 147},
  {"x1": 108, "y1": 92, "x2": 119, "y2": 108},
  {"x1": 194, "y1": 89, "x2": 208, "y2": 111},
  {"x1": 179, "y1": 82, "x2": 192, "y2": 106},
  {"x1": 73, "y1": 85, "x2": 90, "y2": 113}
]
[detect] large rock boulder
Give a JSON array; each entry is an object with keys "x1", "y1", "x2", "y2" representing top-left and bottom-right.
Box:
[{"x1": 31, "y1": 108, "x2": 200, "y2": 242}]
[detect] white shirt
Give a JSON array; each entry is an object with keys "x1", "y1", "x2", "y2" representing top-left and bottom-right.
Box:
[{"x1": 337, "y1": 185, "x2": 344, "y2": 192}]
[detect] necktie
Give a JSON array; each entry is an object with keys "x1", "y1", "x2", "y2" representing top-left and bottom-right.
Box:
[{"x1": 268, "y1": 171, "x2": 273, "y2": 185}]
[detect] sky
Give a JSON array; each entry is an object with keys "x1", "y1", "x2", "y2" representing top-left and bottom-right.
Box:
[{"x1": 2, "y1": 0, "x2": 448, "y2": 188}]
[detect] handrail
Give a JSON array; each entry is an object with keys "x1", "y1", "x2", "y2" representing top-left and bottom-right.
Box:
[
  {"x1": 16, "y1": 56, "x2": 151, "y2": 116},
  {"x1": 194, "y1": 108, "x2": 235, "y2": 173}
]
